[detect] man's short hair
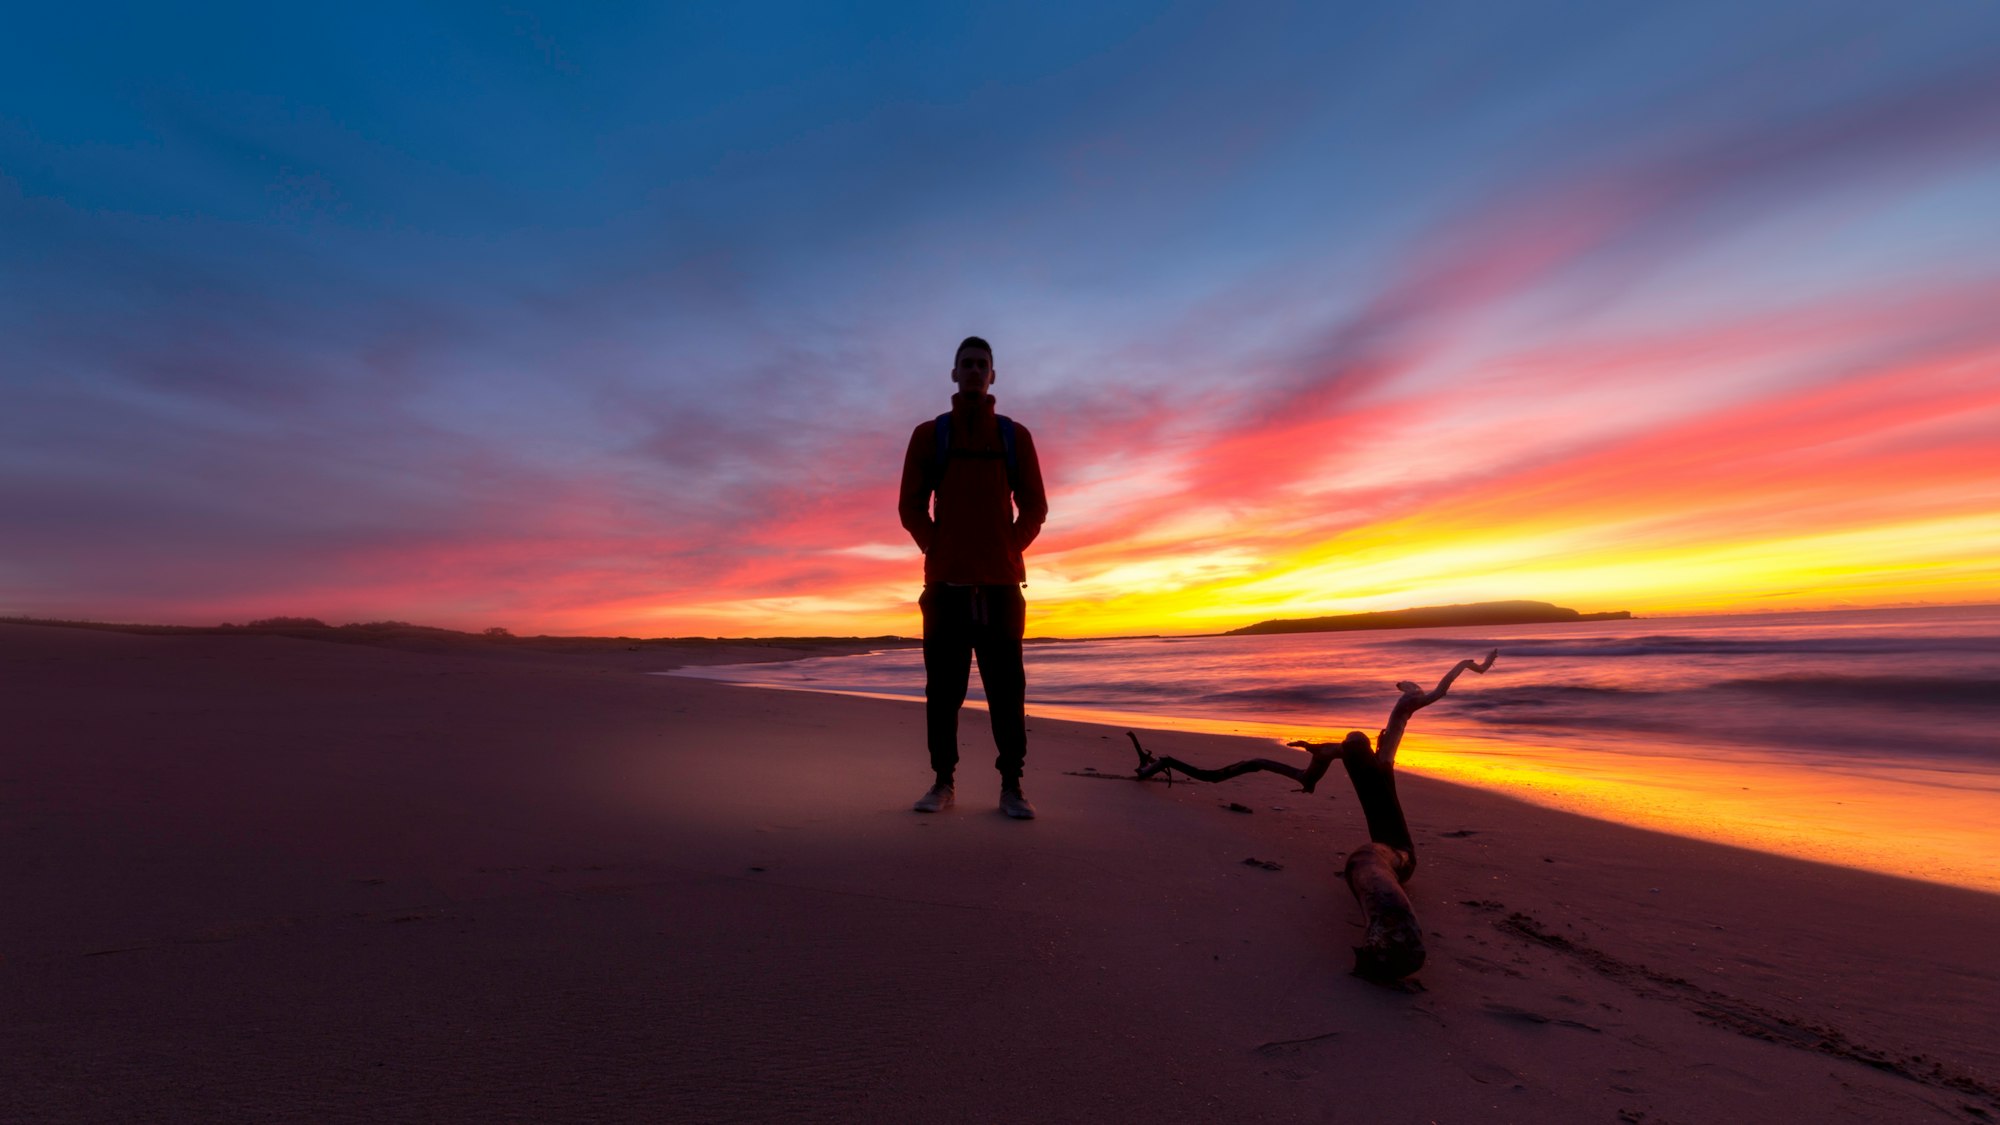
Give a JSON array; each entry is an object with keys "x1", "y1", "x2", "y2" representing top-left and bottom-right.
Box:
[{"x1": 956, "y1": 336, "x2": 993, "y2": 364}]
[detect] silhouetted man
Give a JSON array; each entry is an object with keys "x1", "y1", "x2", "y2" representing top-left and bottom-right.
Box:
[{"x1": 898, "y1": 336, "x2": 1049, "y2": 818}]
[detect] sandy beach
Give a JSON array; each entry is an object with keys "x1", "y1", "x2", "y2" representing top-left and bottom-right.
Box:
[{"x1": 4, "y1": 620, "x2": 1997, "y2": 1123}]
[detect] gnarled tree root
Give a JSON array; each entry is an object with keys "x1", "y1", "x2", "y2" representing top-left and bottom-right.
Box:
[
  {"x1": 1127, "y1": 650, "x2": 1497, "y2": 981},
  {"x1": 1346, "y1": 841, "x2": 1424, "y2": 979}
]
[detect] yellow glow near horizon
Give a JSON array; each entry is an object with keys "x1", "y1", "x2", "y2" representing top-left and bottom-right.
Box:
[
  {"x1": 1011, "y1": 510, "x2": 2000, "y2": 638},
  {"x1": 527, "y1": 501, "x2": 1997, "y2": 639}
]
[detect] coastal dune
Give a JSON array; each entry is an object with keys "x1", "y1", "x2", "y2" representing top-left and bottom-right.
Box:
[{"x1": 4, "y1": 621, "x2": 1996, "y2": 1123}]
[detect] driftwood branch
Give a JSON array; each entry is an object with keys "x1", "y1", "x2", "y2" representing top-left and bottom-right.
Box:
[
  {"x1": 1376, "y1": 648, "x2": 1497, "y2": 770},
  {"x1": 1128, "y1": 731, "x2": 1343, "y2": 792},
  {"x1": 1128, "y1": 649, "x2": 1498, "y2": 982}
]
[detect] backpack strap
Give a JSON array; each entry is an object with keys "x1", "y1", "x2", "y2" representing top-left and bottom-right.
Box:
[
  {"x1": 928, "y1": 412, "x2": 953, "y2": 493},
  {"x1": 997, "y1": 415, "x2": 1019, "y2": 492}
]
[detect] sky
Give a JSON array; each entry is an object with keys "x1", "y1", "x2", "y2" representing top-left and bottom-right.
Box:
[{"x1": 4, "y1": 1, "x2": 1998, "y2": 638}]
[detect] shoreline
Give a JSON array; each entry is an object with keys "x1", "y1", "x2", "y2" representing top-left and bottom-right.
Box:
[
  {"x1": 670, "y1": 671, "x2": 2000, "y2": 897},
  {"x1": 6, "y1": 620, "x2": 1996, "y2": 1122}
]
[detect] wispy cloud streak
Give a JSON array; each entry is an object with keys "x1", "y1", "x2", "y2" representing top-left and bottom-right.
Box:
[{"x1": 3, "y1": 2, "x2": 1997, "y2": 634}]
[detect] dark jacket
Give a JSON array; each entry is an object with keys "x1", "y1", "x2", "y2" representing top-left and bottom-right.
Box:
[{"x1": 898, "y1": 392, "x2": 1048, "y2": 585}]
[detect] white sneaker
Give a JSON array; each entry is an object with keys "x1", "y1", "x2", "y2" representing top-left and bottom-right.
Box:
[
  {"x1": 912, "y1": 782, "x2": 955, "y2": 813},
  {"x1": 1000, "y1": 786, "x2": 1037, "y2": 820}
]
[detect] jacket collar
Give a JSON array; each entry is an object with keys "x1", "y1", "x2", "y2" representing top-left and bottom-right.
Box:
[{"x1": 949, "y1": 392, "x2": 997, "y2": 421}]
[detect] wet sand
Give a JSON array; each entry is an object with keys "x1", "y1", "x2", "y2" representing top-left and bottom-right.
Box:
[{"x1": 4, "y1": 620, "x2": 1996, "y2": 1122}]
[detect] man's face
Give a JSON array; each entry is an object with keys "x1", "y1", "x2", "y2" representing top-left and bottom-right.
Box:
[{"x1": 952, "y1": 348, "x2": 994, "y2": 396}]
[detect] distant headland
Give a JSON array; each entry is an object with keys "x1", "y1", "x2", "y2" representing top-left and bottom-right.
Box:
[{"x1": 1225, "y1": 600, "x2": 1633, "y2": 636}]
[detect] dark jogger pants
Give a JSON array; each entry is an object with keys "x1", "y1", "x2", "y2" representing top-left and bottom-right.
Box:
[{"x1": 920, "y1": 583, "x2": 1027, "y2": 783}]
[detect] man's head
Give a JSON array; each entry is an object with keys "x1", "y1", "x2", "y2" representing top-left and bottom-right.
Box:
[{"x1": 952, "y1": 336, "x2": 994, "y2": 397}]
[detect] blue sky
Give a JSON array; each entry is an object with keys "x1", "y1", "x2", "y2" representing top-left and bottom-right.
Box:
[{"x1": 5, "y1": 2, "x2": 1998, "y2": 635}]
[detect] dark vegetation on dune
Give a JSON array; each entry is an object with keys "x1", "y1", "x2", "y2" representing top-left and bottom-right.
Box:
[{"x1": 0, "y1": 614, "x2": 918, "y2": 653}]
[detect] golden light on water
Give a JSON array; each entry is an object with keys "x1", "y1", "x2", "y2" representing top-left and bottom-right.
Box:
[{"x1": 1397, "y1": 733, "x2": 2000, "y2": 894}]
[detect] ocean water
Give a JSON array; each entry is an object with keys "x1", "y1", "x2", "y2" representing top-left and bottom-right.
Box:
[{"x1": 672, "y1": 605, "x2": 2000, "y2": 891}]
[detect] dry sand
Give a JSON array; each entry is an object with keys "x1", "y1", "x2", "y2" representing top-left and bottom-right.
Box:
[{"x1": 4, "y1": 620, "x2": 1997, "y2": 1123}]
